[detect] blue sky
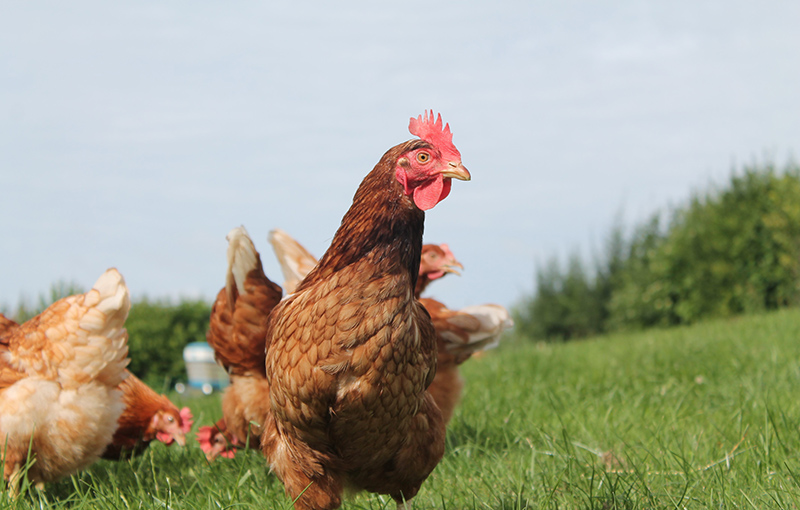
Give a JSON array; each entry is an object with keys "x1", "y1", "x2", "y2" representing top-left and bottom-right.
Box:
[{"x1": 1, "y1": 1, "x2": 798, "y2": 312}]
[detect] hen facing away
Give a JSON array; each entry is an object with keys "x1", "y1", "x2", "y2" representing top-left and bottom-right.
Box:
[
  {"x1": 261, "y1": 111, "x2": 470, "y2": 510},
  {"x1": 0, "y1": 269, "x2": 130, "y2": 495},
  {"x1": 1, "y1": 318, "x2": 191, "y2": 463},
  {"x1": 101, "y1": 371, "x2": 193, "y2": 460},
  {"x1": 197, "y1": 226, "x2": 282, "y2": 460}
]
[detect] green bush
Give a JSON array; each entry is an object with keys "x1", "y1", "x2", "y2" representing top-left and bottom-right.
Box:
[
  {"x1": 518, "y1": 160, "x2": 800, "y2": 340},
  {"x1": 610, "y1": 163, "x2": 800, "y2": 329},
  {"x1": 514, "y1": 223, "x2": 626, "y2": 341},
  {"x1": 125, "y1": 299, "x2": 211, "y2": 387}
]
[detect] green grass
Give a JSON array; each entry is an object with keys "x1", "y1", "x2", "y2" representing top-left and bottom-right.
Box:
[{"x1": 5, "y1": 308, "x2": 800, "y2": 508}]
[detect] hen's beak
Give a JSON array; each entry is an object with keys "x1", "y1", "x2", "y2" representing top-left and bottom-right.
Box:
[
  {"x1": 173, "y1": 431, "x2": 186, "y2": 447},
  {"x1": 442, "y1": 162, "x2": 471, "y2": 181},
  {"x1": 442, "y1": 261, "x2": 464, "y2": 276}
]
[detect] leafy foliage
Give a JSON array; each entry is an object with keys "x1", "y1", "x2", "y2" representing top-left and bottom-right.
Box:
[
  {"x1": 517, "y1": 161, "x2": 800, "y2": 340},
  {"x1": 125, "y1": 299, "x2": 211, "y2": 387}
]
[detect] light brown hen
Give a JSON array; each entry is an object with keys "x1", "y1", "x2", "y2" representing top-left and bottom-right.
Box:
[{"x1": 0, "y1": 269, "x2": 130, "y2": 495}]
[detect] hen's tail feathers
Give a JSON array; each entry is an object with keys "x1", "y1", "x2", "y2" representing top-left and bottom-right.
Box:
[
  {"x1": 81, "y1": 269, "x2": 131, "y2": 385},
  {"x1": 437, "y1": 304, "x2": 513, "y2": 361},
  {"x1": 267, "y1": 228, "x2": 318, "y2": 295},
  {"x1": 208, "y1": 227, "x2": 282, "y2": 375},
  {"x1": 63, "y1": 268, "x2": 131, "y2": 387},
  {"x1": 225, "y1": 226, "x2": 261, "y2": 308}
]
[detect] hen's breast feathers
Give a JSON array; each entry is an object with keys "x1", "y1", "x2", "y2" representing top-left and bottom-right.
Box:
[{"x1": 266, "y1": 251, "x2": 436, "y2": 461}]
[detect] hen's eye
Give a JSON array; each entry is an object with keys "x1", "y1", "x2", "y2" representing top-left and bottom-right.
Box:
[
  {"x1": 167, "y1": 416, "x2": 174, "y2": 422},
  {"x1": 416, "y1": 152, "x2": 430, "y2": 163}
]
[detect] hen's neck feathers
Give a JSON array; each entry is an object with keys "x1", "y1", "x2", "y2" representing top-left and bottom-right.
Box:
[
  {"x1": 118, "y1": 373, "x2": 174, "y2": 429},
  {"x1": 298, "y1": 140, "x2": 429, "y2": 290}
]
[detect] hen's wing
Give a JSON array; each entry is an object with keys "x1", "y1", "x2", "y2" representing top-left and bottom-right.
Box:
[
  {"x1": 267, "y1": 228, "x2": 318, "y2": 295},
  {"x1": 207, "y1": 226, "x2": 282, "y2": 376},
  {"x1": 420, "y1": 298, "x2": 512, "y2": 425},
  {"x1": 420, "y1": 298, "x2": 513, "y2": 364}
]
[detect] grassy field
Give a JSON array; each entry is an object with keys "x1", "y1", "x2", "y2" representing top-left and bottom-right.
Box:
[{"x1": 4, "y1": 308, "x2": 800, "y2": 508}]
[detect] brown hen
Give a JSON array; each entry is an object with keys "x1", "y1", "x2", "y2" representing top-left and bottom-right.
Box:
[
  {"x1": 262, "y1": 111, "x2": 470, "y2": 510},
  {"x1": 101, "y1": 370, "x2": 193, "y2": 460},
  {"x1": 198, "y1": 226, "x2": 282, "y2": 459}
]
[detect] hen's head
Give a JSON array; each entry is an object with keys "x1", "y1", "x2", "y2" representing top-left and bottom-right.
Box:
[
  {"x1": 196, "y1": 425, "x2": 238, "y2": 461},
  {"x1": 396, "y1": 111, "x2": 471, "y2": 211},
  {"x1": 151, "y1": 406, "x2": 193, "y2": 446},
  {"x1": 420, "y1": 243, "x2": 463, "y2": 282}
]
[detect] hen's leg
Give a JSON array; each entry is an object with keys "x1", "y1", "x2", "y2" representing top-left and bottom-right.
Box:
[{"x1": 6, "y1": 463, "x2": 22, "y2": 499}]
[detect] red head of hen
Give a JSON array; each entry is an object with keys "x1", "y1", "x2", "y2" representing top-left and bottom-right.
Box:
[
  {"x1": 153, "y1": 406, "x2": 193, "y2": 446},
  {"x1": 396, "y1": 110, "x2": 471, "y2": 211}
]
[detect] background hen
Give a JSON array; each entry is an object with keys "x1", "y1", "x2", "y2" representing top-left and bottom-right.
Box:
[
  {"x1": 101, "y1": 370, "x2": 193, "y2": 460},
  {"x1": 198, "y1": 226, "x2": 282, "y2": 460},
  {"x1": 418, "y1": 298, "x2": 513, "y2": 424},
  {"x1": 261, "y1": 111, "x2": 470, "y2": 510},
  {"x1": 0, "y1": 269, "x2": 130, "y2": 495}
]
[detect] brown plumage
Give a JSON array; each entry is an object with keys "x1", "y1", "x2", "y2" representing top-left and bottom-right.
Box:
[
  {"x1": 0, "y1": 269, "x2": 130, "y2": 495},
  {"x1": 267, "y1": 230, "x2": 508, "y2": 426},
  {"x1": 101, "y1": 370, "x2": 193, "y2": 460},
  {"x1": 199, "y1": 226, "x2": 282, "y2": 457},
  {"x1": 262, "y1": 111, "x2": 470, "y2": 510}
]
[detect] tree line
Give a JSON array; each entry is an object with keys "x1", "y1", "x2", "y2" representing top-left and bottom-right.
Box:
[{"x1": 514, "y1": 161, "x2": 800, "y2": 341}]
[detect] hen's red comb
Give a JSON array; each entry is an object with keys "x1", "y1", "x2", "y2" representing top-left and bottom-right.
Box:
[
  {"x1": 409, "y1": 110, "x2": 460, "y2": 158},
  {"x1": 179, "y1": 407, "x2": 194, "y2": 433},
  {"x1": 440, "y1": 243, "x2": 455, "y2": 260}
]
